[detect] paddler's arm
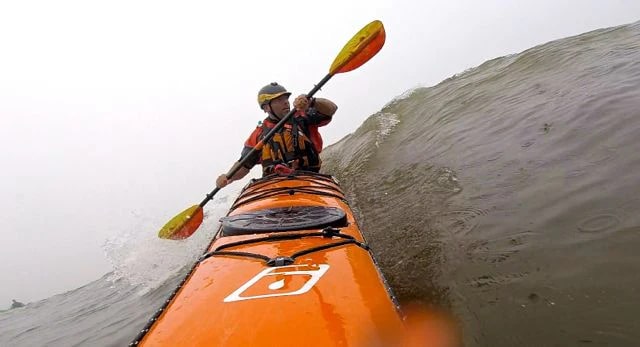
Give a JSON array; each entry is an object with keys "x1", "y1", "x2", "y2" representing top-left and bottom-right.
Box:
[
  {"x1": 312, "y1": 97, "x2": 338, "y2": 117},
  {"x1": 216, "y1": 127, "x2": 263, "y2": 188},
  {"x1": 293, "y1": 95, "x2": 338, "y2": 119},
  {"x1": 216, "y1": 166, "x2": 250, "y2": 188}
]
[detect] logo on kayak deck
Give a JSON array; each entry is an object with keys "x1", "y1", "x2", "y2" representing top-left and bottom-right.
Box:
[{"x1": 223, "y1": 264, "x2": 330, "y2": 302}]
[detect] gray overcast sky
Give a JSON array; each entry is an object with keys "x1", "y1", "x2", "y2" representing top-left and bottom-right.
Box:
[{"x1": 1, "y1": 0, "x2": 639, "y2": 305}]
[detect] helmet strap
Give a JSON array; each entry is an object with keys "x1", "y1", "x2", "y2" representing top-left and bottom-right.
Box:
[{"x1": 267, "y1": 101, "x2": 282, "y2": 121}]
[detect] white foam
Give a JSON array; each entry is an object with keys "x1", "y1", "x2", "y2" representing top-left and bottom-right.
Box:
[
  {"x1": 102, "y1": 183, "x2": 246, "y2": 294},
  {"x1": 375, "y1": 112, "x2": 401, "y2": 148}
]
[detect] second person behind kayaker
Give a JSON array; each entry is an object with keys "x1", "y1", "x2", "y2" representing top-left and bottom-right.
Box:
[{"x1": 216, "y1": 82, "x2": 337, "y2": 188}]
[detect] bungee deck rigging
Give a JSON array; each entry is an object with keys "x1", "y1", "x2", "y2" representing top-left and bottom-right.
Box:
[{"x1": 201, "y1": 227, "x2": 370, "y2": 267}]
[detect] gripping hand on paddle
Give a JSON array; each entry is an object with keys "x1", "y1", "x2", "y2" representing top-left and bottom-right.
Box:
[
  {"x1": 293, "y1": 95, "x2": 312, "y2": 111},
  {"x1": 216, "y1": 174, "x2": 229, "y2": 189},
  {"x1": 216, "y1": 166, "x2": 251, "y2": 188}
]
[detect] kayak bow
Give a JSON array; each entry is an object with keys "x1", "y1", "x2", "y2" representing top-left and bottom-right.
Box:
[{"x1": 132, "y1": 172, "x2": 405, "y2": 346}]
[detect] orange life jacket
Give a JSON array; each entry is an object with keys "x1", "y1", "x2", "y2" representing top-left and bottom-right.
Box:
[{"x1": 259, "y1": 117, "x2": 321, "y2": 175}]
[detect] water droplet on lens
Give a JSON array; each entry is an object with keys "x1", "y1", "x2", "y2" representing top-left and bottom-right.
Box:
[{"x1": 577, "y1": 214, "x2": 620, "y2": 233}]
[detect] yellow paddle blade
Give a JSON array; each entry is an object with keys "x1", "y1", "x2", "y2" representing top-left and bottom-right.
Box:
[
  {"x1": 158, "y1": 205, "x2": 204, "y2": 240},
  {"x1": 329, "y1": 20, "x2": 386, "y2": 75}
]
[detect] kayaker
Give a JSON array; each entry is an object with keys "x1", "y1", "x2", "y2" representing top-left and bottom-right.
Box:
[
  {"x1": 216, "y1": 82, "x2": 337, "y2": 188},
  {"x1": 11, "y1": 299, "x2": 25, "y2": 309}
]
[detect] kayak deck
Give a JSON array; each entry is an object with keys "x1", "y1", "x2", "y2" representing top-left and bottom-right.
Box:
[{"x1": 133, "y1": 172, "x2": 404, "y2": 346}]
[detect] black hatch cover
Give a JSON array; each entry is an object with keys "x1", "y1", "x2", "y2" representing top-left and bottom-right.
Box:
[{"x1": 221, "y1": 206, "x2": 347, "y2": 236}]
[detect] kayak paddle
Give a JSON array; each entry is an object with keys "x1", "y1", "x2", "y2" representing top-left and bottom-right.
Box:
[{"x1": 158, "y1": 20, "x2": 386, "y2": 240}]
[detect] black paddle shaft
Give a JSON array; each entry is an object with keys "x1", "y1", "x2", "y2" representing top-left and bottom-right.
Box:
[{"x1": 198, "y1": 73, "x2": 334, "y2": 207}]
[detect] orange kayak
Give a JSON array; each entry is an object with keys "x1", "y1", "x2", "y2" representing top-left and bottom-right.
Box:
[{"x1": 132, "y1": 172, "x2": 405, "y2": 346}]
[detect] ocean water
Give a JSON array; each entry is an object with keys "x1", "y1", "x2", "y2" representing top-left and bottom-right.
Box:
[
  {"x1": 2, "y1": 21, "x2": 640, "y2": 346},
  {"x1": 0, "y1": 190, "x2": 239, "y2": 346},
  {"x1": 322, "y1": 20, "x2": 640, "y2": 346}
]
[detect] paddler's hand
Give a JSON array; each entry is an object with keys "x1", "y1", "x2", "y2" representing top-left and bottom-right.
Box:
[
  {"x1": 293, "y1": 94, "x2": 313, "y2": 111},
  {"x1": 216, "y1": 174, "x2": 229, "y2": 188}
]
